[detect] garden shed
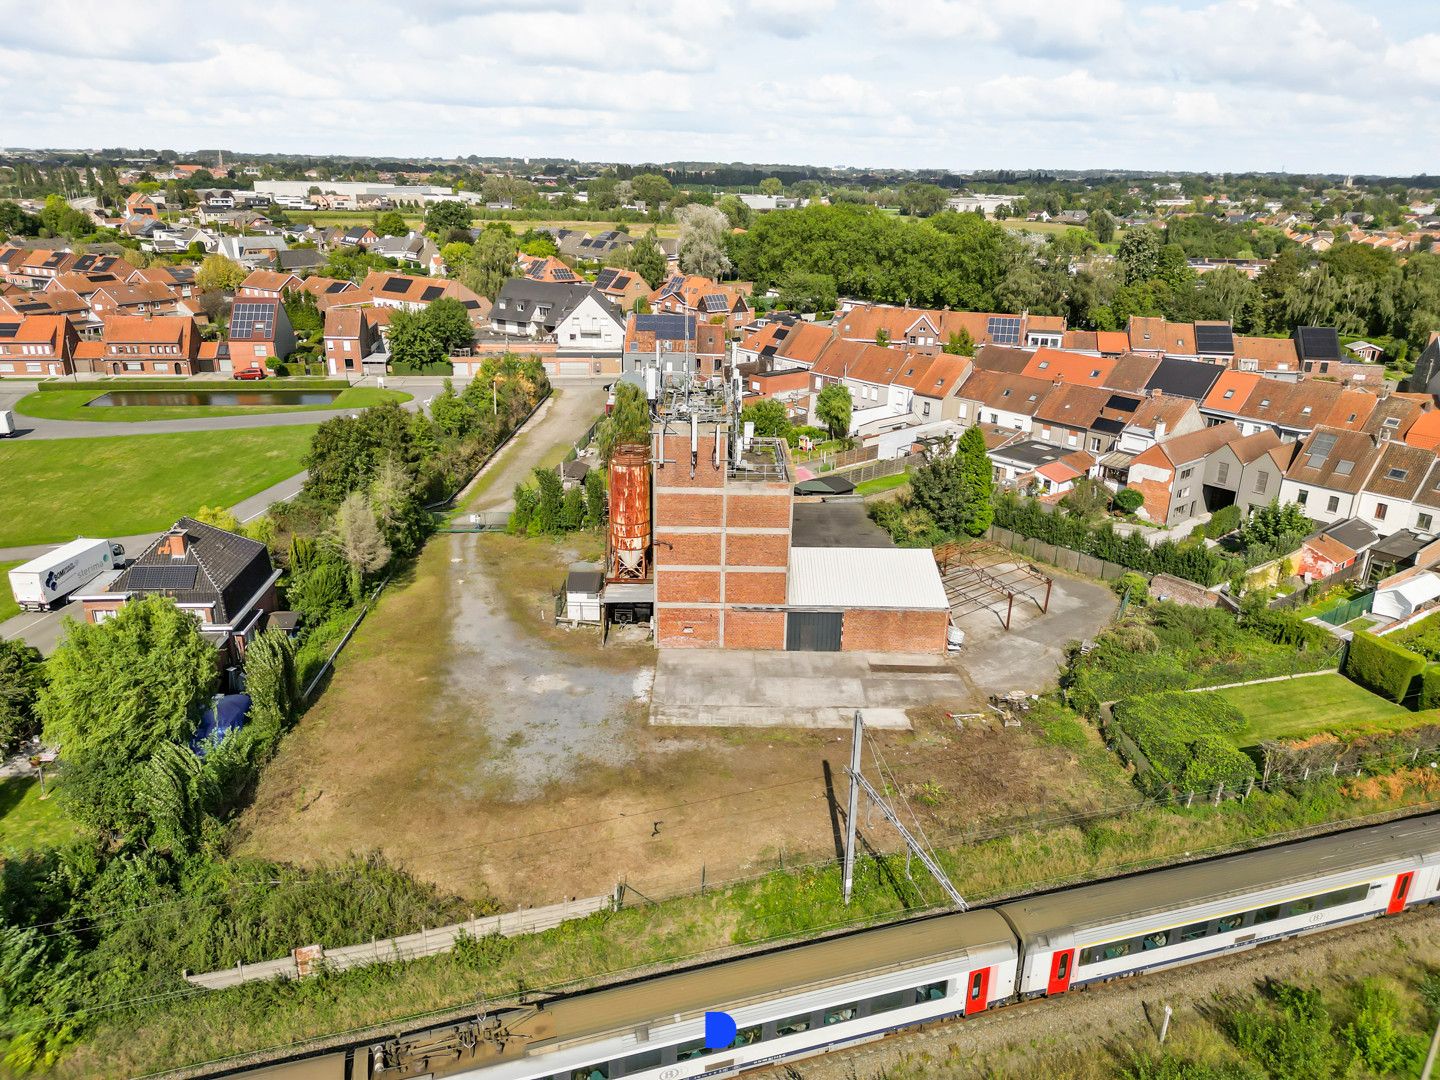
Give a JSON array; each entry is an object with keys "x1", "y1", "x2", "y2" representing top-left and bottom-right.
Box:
[{"x1": 1372, "y1": 570, "x2": 1440, "y2": 622}]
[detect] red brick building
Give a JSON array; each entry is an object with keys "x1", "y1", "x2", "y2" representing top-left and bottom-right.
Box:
[
  {"x1": 99, "y1": 314, "x2": 201, "y2": 374},
  {"x1": 0, "y1": 314, "x2": 78, "y2": 376}
]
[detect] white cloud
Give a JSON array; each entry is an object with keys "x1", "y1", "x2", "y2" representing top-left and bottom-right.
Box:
[{"x1": 0, "y1": 0, "x2": 1435, "y2": 172}]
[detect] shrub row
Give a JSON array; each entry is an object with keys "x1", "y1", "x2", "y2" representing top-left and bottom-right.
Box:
[
  {"x1": 1110, "y1": 691, "x2": 1258, "y2": 796},
  {"x1": 1344, "y1": 631, "x2": 1426, "y2": 704}
]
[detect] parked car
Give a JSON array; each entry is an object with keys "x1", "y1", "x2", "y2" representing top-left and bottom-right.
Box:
[{"x1": 233, "y1": 368, "x2": 267, "y2": 381}]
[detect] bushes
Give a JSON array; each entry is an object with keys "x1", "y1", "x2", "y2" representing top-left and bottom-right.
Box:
[
  {"x1": 1344, "y1": 631, "x2": 1425, "y2": 704},
  {"x1": 1110, "y1": 691, "x2": 1257, "y2": 796},
  {"x1": 1420, "y1": 666, "x2": 1440, "y2": 710},
  {"x1": 1204, "y1": 504, "x2": 1242, "y2": 538},
  {"x1": 1113, "y1": 487, "x2": 1144, "y2": 514}
]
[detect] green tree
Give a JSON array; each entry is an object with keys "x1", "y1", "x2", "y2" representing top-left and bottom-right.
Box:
[
  {"x1": 676, "y1": 204, "x2": 732, "y2": 279},
  {"x1": 0, "y1": 639, "x2": 45, "y2": 754},
  {"x1": 583, "y1": 469, "x2": 607, "y2": 527},
  {"x1": 195, "y1": 253, "x2": 247, "y2": 292},
  {"x1": 372, "y1": 209, "x2": 409, "y2": 236},
  {"x1": 369, "y1": 457, "x2": 432, "y2": 558},
  {"x1": 628, "y1": 228, "x2": 668, "y2": 289},
  {"x1": 716, "y1": 194, "x2": 752, "y2": 231},
  {"x1": 1238, "y1": 501, "x2": 1309, "y2": 547},
  {"x1": 386, "y1": 308, "x2": 446, "y2": 370},
  {"x1": 428, "y1": 378, "x2": 476, "y2": 438},
  {"x1": 424, "y1": 199, "x2": 473, "y2": 235},
  {"x1": 242, "y1": 629, "x2": 300, "y2": 733},
  {"x1": 529, "y1": 468, "x2": 564, "y2": 536},
  {"x1": 1089, "y1": 208, "x2": 1116, "y2": 244},
  {"x1": 560, "y1": 484, "x2": 586, "y2": 531},
  {"x1": 1117, "y1": 226, "x2": 1164, "y2": 285},
  {"x1": 908, "y1": 445, "x2": 967, "y2": 536},
  {"x1": 424, "y1": 296, "x2": 475, "y2": 354},
  {"x1": 759, "y1": 177, "x2": 784, "y2": 197},
  {"x1": 631, "y1": 172, "x2": 675, "y2": 210},
  {"x1": 303, "y1": 400, "x2": 424, "y2": 504},
  {"x1": 777, "y1": 270, "x2": 837, "y2": 313},
  {"x1": 457, "y1": 227, "x2": 517, "y2": 300},
  {"x1": 331, "y1": 491, "x2": 391, "y2": 582},
  {"x1": 957, "y1": 425, "x2": 995, "y2": 537},
  {"x1": 597, "y1": 381, "x2": 652, "y2": 462},
  {"x1": 136, "y1": 741, "x2": 211, "y2": 853},
  {"x1": 39, "y1": 596, "x2": 217, "y2": 836},
  {"x1": 741, "y1": 397, "x2": 791, "y2": 438},
  {"x1": 943, "y1": 327, "x2": 975, "y2": 356},
  {"x1": 816, "y1": 383, "x2": 852, "y2": 438}
]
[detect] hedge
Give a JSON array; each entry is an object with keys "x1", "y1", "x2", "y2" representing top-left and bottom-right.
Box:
[
  {"x1": 1110, "y1": 691, "x2": 1257, "y2": 796},
  {"x1": 1344, "y1": 631, "x2": 1426, "y2": 704},
  {"x1": 1420, "y1": 665, "x2": 1440, "y2": 710}
]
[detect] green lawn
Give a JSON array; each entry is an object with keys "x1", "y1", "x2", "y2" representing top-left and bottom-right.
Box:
[
  {"x1": 0, "y1": 776, "x2": 80, "y2": 855},
  {"x1": 0, "y1": 426, "x2": 316, "y2": 547},
  {"x1": 1211, "y1": 672, "x2": 1440, "y2": 745},
  {"x1": 0, "y1": 561, "x2": 19, "y2": 623},
  {"x1": 855, "y1": 472, "x2": 910, "y2": 496},
  {"x1": 16, "y1": 386, "x2": 409, "y2": 423}
]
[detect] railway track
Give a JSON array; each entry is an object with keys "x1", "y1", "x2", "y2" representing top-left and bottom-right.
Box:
[{"x1": 747, "y1": 903, "x2": 1440, "y2": 1079}]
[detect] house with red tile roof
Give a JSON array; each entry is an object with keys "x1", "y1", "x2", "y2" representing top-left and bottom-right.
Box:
[
  {"x1": 1278, "y1": 426, "x2": 1386, "y2": 526},
  {"x1": 357, "y1": 270, "x2": 492, "y2": 325},
  {"x1": 1352, "y1": 441, "x2": 1436, "y2": 534},
  {"x1": 99, "y1": 314, "x2": 200, "y2": 374},
  {"x1": 324, "y1": 306, "x2": 388, "y2": 377},
  {"x1": 1127, "y1": 316, "x2": 1198, "y2": 357},
  {"x1": 1020, "y1": 347, "x2": 1117, "y2": 386},
  {"x1": 623, "y1": 313, "x2": 726, "y2": 376},
  {"x1": 649, "y1": 274, "x2": 752, "y2": 332},
  {"x1": 518, "y1": 254, "x2": 582, "y2": 285},
  {"x1": 895, "y1": 354, "x2": 971, "y2": 422},
  {"x1": 237, "y1": 269, "x2": 303, "y2": 299},
  {"x1": 1127, "y1": 422, "x2": 1247, "y2": 526},
  {"x1": 88, "y1": 281, "x2": 183, "y2": 320},
  {"x1": 953, "y1": 370, "x2": 1057, "y2": 433},
  {"x1": 228, "y1": 298, "x2": 295, "y2": 375},
  {"x1": 593, "y1": 267, "x2": 650, "y2": 311},
  {"x1": 0, "y1": 314, "x2": 78, "y2": 377}
]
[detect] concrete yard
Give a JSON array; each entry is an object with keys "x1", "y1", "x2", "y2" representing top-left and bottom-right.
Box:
[
  {"x1": 651, "y1": 650, "x2": 974, "y2": 729},
  {"x1": 950, "y1": 549, "x2": 1118, "y2": 700}
]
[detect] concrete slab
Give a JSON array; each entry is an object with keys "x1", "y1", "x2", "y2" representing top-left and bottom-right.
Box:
[{"x1": 651, "y1": 650, "x2": 975, "y2": 729}]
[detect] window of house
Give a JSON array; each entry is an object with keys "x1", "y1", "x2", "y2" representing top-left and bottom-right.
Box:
[
  {"x1": 1297, "y1": 489, "x2": 1309, "y2": 505},
  {"x1": 1179, "y1": 467, "x2": 1193, "y2": 479},
  {"x1": 1090, "y1": 437, "x2": 1101, "y2": 451},
  {"x1": 922, "y1": 402, "x2": 931, "y2": 417},
  {"x1": 1178, "y1": 487, "x2": 1190, "y2": 499},
  {"x1": 1375, "y1": 502, "x2": 1388, "y2": 520},
  {"x1": 1420, "y1": 513, "x2": 1434, "y2": 531},
  {"x1": 1067, "y1": 433, "x2": 1078, "y2": 446},
  {"x1": 1327, "y1": 495, "x2": 1340, "y2": 513},
  {"x1": 1216, "y1": 462, "x2": 1230, "y2": 484}
]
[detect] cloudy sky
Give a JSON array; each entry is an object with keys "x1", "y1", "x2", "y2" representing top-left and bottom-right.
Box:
[{"x1": 1, "y1": 0, "x2": 1436, "y2": 174}]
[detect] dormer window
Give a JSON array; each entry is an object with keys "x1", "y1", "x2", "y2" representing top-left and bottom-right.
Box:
[
  {"x1": 1223, "y1": 389, "x2": 1235, "y2": 399},
  {"x1": 1301, "y1": 406, "x2": 1312, "y2": 416},
  {"x1": 1258, "y1": 399, "x2": 1271, "y2": 408},
  {"x1": 1038, "y1": 361, "x2": 1049, "y2": 369}
]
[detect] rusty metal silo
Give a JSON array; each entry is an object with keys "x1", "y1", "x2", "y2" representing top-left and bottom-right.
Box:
[{"x1": 608, "y1": 443, "x2": 651, "y2": 582}]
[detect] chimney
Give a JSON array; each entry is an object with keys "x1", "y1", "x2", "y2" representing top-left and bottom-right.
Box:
[
  {"x1": 162, "y1": 527, "x2": 190, "y2": 559},
  {"x1": 1154, "y1": 420, "x2": 1167, "y2": 441}
]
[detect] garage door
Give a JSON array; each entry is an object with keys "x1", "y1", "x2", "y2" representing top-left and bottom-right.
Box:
[
  {"x1": 559, "y1": 361, "x2": 591, "y2": 377},
  {"x1": 786, "y1": 611, "x2": 842, "y2": 651}
]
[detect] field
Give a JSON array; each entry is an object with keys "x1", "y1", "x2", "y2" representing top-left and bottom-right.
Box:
[
  {"x1": 1212, "y1": 672, "x2": 1439, "y2": 745},
  {"x1": 15, "y1": 385, "x2": 408, "y2": 422},
  {"x1": 0, "y1": 426, "x2": 315, "y2": 547},
  {"x1": 0, "y1": 776, "x2": 80, "y2": 854}
]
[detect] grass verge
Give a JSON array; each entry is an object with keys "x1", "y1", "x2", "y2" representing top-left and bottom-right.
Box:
[
  {"x1": 0, "y1": 559, "x2": 20, "y2": 622},
  {"x1": 15, "y1": 386, "x2": 409, "y2": 422},
  {"x1": 1211, "y1": 672, "x2": 1440, "y2": 745},
  {"x1": 855, "y1": 472, "x2": 910, "y2": 496},
  {"x1": 0, "y1": 426, "x2": 315, "y2": 547}
]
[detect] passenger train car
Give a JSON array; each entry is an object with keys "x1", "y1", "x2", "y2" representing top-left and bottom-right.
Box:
[{"x1": 213, "y1": 814, "x2": 1440, "y2": 1080}]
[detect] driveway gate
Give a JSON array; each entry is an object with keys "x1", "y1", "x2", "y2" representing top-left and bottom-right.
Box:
[{"x1": 786, "y1": 610, "x2": 843, "y2": 651}]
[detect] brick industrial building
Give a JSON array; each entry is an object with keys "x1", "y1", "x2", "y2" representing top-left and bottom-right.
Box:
[{"x1": 647, "y1": 398, "x2": 949, "y2": 653}]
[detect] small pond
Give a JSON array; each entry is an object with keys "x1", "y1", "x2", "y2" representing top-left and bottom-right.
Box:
[{"x1": 87, "y1": 389, "x2": 342, "y2": 408}]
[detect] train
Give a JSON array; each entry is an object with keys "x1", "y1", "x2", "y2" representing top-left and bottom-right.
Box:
[{"x1": 218, "y1": 813, "x2": 1440, "y2": 1080}]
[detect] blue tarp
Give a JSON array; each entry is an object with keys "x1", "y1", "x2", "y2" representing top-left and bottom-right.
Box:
[{"x1": 191, "y1": 694, "x2": 250, "y2": 757}]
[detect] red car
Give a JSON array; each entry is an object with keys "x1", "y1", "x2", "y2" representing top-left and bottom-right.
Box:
[{"x1": 233, "y1": 368, "x2": 267, "y2": 381}]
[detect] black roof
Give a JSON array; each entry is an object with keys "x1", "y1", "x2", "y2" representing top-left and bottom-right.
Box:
[
  {"x1": 275, "y1": 249, "x2": 325, "y2": 270},
  {"x1": 1142, "y1": 357, "x2": 1224, "y2": 400},
  {"x1": 1194, "y1": 322, "x2": 1235, "y2": 356},
  {"x1": 1091, "y1": 417, "x2": 1127, "y2": 435},
  {"x1": 633, "y1": 313, "x2": 696, "y2": 340},
  {"x1": 988, "y1": 439, "x2": 1071, "y2": 468},
  {"x1": 793, "y1": 476, "x2": 856, "y2": 496},
  {"x1": 1294, "y1": 326, "x2": 1342, "y2": 363},
  {"x1": 1318, "y1": 516, "x2": 1380, "y2": 553},
  {"x1": 790, "y1": 501, "x2": 893, "y2": 549},
  {"x1": 110, "y1": 517, "x2": 275, "y2": 626}
]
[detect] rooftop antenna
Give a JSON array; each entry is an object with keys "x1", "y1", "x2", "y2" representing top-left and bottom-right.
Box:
[{"x1": 689, "y1": 413, "x2": 698, "y2": 478}]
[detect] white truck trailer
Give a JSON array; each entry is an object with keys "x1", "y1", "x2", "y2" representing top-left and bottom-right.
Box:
[
  {"x1": 8, "y1": 538, "x2": 126, "y2": 612},
  {"x1": 0, "y1": 410, "x2": 15, "y2": 437}
]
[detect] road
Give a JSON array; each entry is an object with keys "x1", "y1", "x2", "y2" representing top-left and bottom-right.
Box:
[{"x1": 465, "y1": 382, "x2": 608, "y2": 512}]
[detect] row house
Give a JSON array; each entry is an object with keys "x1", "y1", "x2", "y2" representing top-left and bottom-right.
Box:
[
  {"x1": 0, "y1": 315, "x2": 78, "y2": 377},
  {"x1": 489, "y1": 280, "x2": 625, "y2": 352},
  {"x1": 650, "y1": 274, "x2": 752, "y2": 333},
  {"x1": 97, "y1": 314, "x2": 201, "y2": 375},
  {"x1": 88, "y1": 281, "x2": 184, "y2": 320},
  {"x1": 238, "y1": 269, "x2": 303, "y2": 299},
  {"x1": 323, "y1": 306, "x2": 389, "y2": 376},
  {"x1": 895, "y1": 354, "x2": 970, "y2": 423},
  {"x1": 1279, "y1": 427, "x2": 1414, "y2": 531},
  {"x1": 1199, "y1": 370, "x2": 1379, "y2": 440},
  {"x1": 953, "y1": 369, "x2": 1055, "y2": 433},
  {"x1": 228, "y1": 298, "x2": 296, "y2": 375},
  {"x1": 369, "y1": 232, "x2": 444, "y2": 275},
  {"x1": 806, "y1": 339, "x2": 922, "y2": 431},
  {"x1": 358, "y1": 270, "x2": 492, "y2": 326},
  {"x1": 300, "y1": 276, "x2": 362, "y2": 309},
  {"x1": 1202, "y1": 429, "x2": 1292, "y2": 517},
  {"x1": 593, "y1": 267, "x2": 650, "y2": 311},
  {"x1": 128, "y1": 265, "x2": 198, "y2": 300},
  {"x1": 623, "y1": 313, "x2": 725, "y2": 376},
  {"x1": 1126, "y1": 422, "x2": 1249, "y2": 527},
  {"x1": 836, "y1": 303, "x2": 1066, "y2": 352}
]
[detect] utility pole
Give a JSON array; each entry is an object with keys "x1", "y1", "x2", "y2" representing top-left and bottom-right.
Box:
[
  {"x1": 1422, "y1": 1011, "x2": 1440, "y2": 1080},
  {"x1": 842, "y1": 710, "x2": 862, "y2": 905}
]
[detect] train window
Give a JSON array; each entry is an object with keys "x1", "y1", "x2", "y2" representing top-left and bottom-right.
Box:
[
  {"x1": 1217, "y1": 915, "x2": 1244, "y2": 933},
  {"x1": 1281, "y1": 898, "x2": 1315, "y2": 919},
  {"x1": 1179, "y1": 921, "x2": 1209, "y2": 942},
  {"x1": 618, "y1": 1048, "x2": 663, "y2": 1074},
  {"x1": 1101, "y1": 942, "x2": 1131, "y2": 961},
  {"x1": 1253, "y1": 905, "x2": 1281, "y2": 924},
  {"x1": 969, "y1": 973, "x2": 984, "y2": 1001},
  {"x1": 824, "y1": 1003, "x2": 861, "y2": 1026},
  {"x1": 1056, "y1": 953, "x2": 1069, "y2": 981},
  {"x1": 776, "y1": 1014, "x2": 812, "y2": 1037},
  {"x1": 571, "y1": 1066, "x2": 608, "y2": 1080},
  {"x1": 731, "y1": 1025, "x2": 763, "y2": 1048},
  {"x1": 1142, "y1": 931, "x2": 1169, "y2": 951},
  {"x1": 675, "y1": 1040, "x2": 708, "y2": 1062},
  {"x1": 870, "y1": 990, "x2": 910, "y2": 1015},
  {"x1": 918, "y1": 981, "x2": 948, "y2": 1002}
]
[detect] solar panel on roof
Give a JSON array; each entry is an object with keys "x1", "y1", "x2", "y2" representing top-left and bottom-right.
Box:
[
  {"x1": 380, "y1": 276, "x2": 410, "y2": 294},
  {"x1": 553, "y1": 269, "x2": 579, "y2": 281},
  {"x1": 126, "y1": 564, "x2": 199, "y2": 591},
  {"x1": 1296, "y1": 326, "x2": 1341, "y2": 361},
  {"x1": 230, "y1": 302, "x2": 274, "y2": 339},
  {"x1": 1306, "y1": 431, "x2": 1338, "y2": 468},
  {"x1": 702, "y1": 294, "x2": 728, "y2": 313},
  {"x1": 987, "y1": 316, "x2": 1021, "y2": 345},
  {"x1": 326, "y1": 282, "x2": 348, "y2": 293},
  {"x1": 1194, "y1": 323, "x2": 1234, "y2": 354},
  {"x1": 0, "y1": 323, "x2": 18, "y2": 339},
  {"x1": 420, "y1": 285, "x2": 444, "y2": 302},
  {"x1": 594, "y1": 268, "x2": 617, "y2": 290}
]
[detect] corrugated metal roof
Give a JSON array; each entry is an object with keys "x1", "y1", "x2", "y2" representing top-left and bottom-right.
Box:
[{"x1": 787, "y1": 548, "x2": 948, "y2": 610}]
